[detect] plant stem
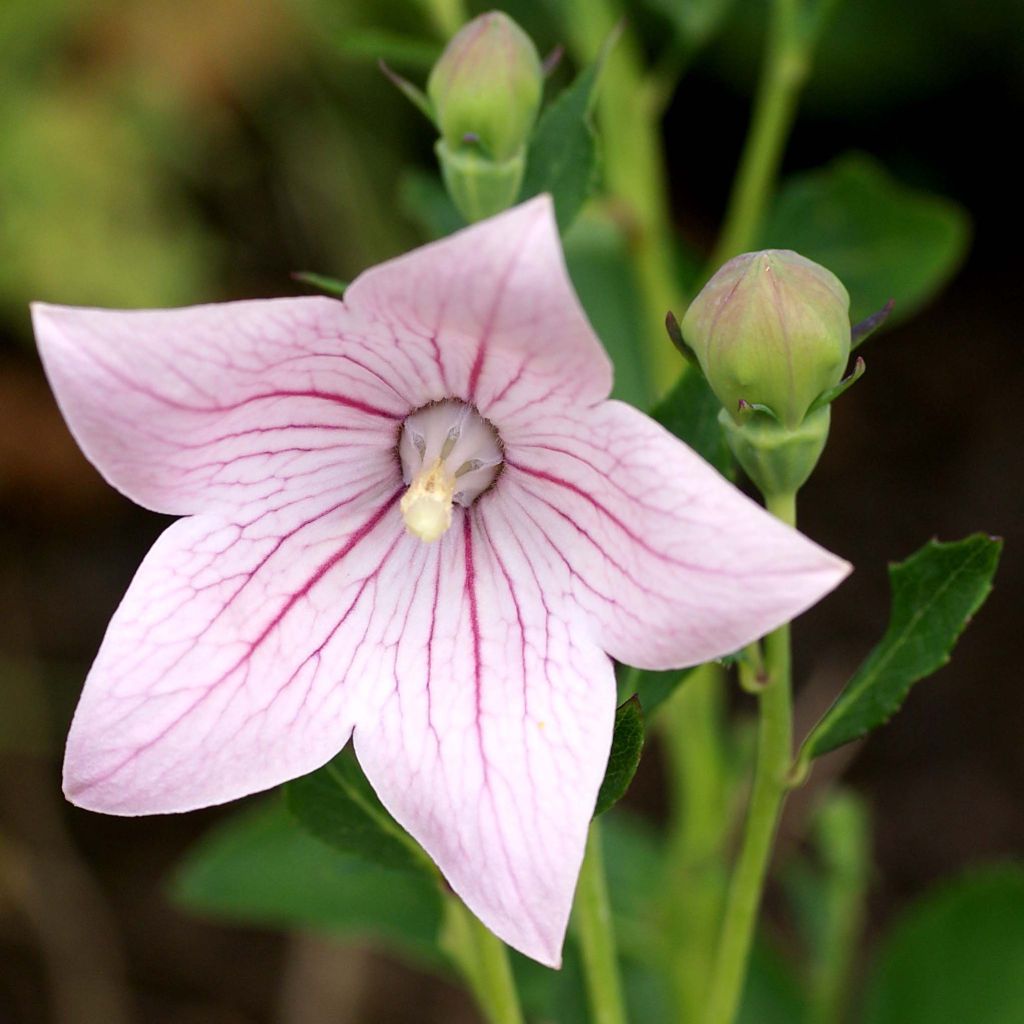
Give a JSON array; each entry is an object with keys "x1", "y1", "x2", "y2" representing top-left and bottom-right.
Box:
[
  {"x1": 661, "y1": 665, "x2": 732, "y2": 1021},
  {"x1": 563, "y1": 0, "x2": 688, "y2": 392},
  {"x1": 576, "y1": 819, "x2": 628, "y2": 1024},
  {"x1": 707, "y1": 0, "x2": 809, "y2": 271},
  {"x1": 804, "y1": 792, "x2": 870, "y2": 1024},
  {"x1": 420, "y1": 0, "x2": 466, "y2": 39},
  {"x1": 703, "y1": 489, "x2": 797, "y2": 1024},
  {"x1": 442, "y1": 897, "x2": 524, "y2": 1024}
]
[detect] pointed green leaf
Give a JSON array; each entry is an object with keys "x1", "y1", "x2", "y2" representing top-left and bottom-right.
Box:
[
  {"x1": 286, "y1": 750, "x2": 436, "y2": 878},
  {"x1": 645, "y1": 0, "x2": 739, "y2": 48},
  {"x1": 398, "y1": 168, "x2": 465, "y2": 240},
  {"x1": 624, "y1": 665, "x2": 698, "y2": 717},
  {"x1": 337, "y1": 30, "x2": 440, "y2": 72},
  {"x1": 594, "y1": 696, "x2": 645, "y2": 816},
  {"x1": 378, "y1": 60, "x2": 434, "y2": 121},
  {"x1": 520, "y1": 29, "x2": 618, "y2": 231},
  {"x1": 802, "y1": 534, "x2": 1001, "y2": 760},
  {"x1": 761, "y1": 153, "x2": 970, "y2": 323},
  {"x1": 651, "y1": 367, "x2": 734, "y2": 478},
  {"x1": 863, "y1": 866, "x2": 1024, "y2": 1024},
  {"x1": 564, "y1": 213, "x2": 652, "y2": 409},
  {"x1": 291, "y1": 271, "x2": 348, "y2": 297},
  {"x1": 170, "y1": 799, "x2": 444, "y2": 964}
]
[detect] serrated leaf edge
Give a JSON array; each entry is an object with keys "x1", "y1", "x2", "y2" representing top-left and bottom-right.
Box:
[{"x1": 802, "y1": 534, "x2": 1001, "y2": 760}]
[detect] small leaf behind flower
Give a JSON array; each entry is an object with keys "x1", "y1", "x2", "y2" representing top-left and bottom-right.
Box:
[
  {"x1": 801, "y1": 534, "x2": 1002, "y2": 761},
  {"x1": 170, "y1": 799, "x2": 445, "y2": 964},
  {"x1": 621, "y1": 665, "x2": 698, "y2": 717},
  {"x1": 761, "y1": 153, "x2": 970, "y2": 324},
  {"x1": 651, "y1": 368, "x2": 734, "y2": 479},
  {"x1": 520, "y1": 28, "x2": 619, "y2": 231},
  {"x1": 398, "y1": 169, "x2": 465, "y2": 240},
  {"x1": 291, "y1": 271, "x2": 349, "y2": 298},
  {"x1": 862, "y1": 866, "x2": 1024, "y2": 1024},
  {"x1": 286, "y1": 750, "x2": 437, "y2": 878},
  {"x1": 594, "y1": 696, "x2": 645, "y2": 816}
]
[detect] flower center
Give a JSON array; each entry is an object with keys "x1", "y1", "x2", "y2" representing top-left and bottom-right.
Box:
[{"x1": 398, "y1": 400, "x2": 503, "y2": 542}]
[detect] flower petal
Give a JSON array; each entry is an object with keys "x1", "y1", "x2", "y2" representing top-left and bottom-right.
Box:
[
  {"x1": 32, "y1": 298, "x2": 407, "y2": 516},
  {"x1": 344, "y1": 195, "x2": 612, "y2": 418},
  {"x1": 63, "y1": 479, "x2": 425, "y2": 814},
  {"x1": 506, "y1": 399, "x2": 851, "y2": 669},
  {"x1": 353, "y1": 502, "x2": 615, "y2": 966}
]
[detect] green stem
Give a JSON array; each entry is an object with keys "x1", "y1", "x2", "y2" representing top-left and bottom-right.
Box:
[
  {"x1": 420, "y1": 0, "x2": 466, "y2": 38},
  {"x1": 707, "y1": 0, "x2": 809, "y2": 270},
  {"x1": 442, "y1": 897, "x2": 524, "y2": 1024},
  {"x1": 563, "y1": 0, "x2": 688, "y2": 393},
  {"x1": 576, "y1": 820, "x2": 628, "y2": 1024},
  {"x1": 661, "y1": 665, "x2": 732, "y2": 1021},
  {"x1": 804, "y1": 792, "x2": 870, "y2": 1024},
  {"x1": 703, "y1": 490, "x2": 797, "y2": 1024}
]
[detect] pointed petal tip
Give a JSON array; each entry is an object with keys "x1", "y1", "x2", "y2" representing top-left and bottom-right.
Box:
[{"x1": 474, "y1": 907, "x2": 564, "y2": 969}]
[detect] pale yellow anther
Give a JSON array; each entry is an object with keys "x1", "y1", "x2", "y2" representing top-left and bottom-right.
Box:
[{"x1": 400, "y1": 458, "x2": 457, "y2": 542}]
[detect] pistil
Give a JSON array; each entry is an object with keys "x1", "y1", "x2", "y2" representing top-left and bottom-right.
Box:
[{"x1": 399, "y1": 400, "x2": 502, "y2": 542}]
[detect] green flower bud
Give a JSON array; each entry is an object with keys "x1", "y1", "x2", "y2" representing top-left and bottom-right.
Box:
[
  {"x1": 429, "y1": 12, "x2": 542, "y2": 162},
  {"x1": 682, "y1": 250, "x2": 851, "y2": 430},
  {"x1": 427, "y1": 12, "x2": 542, "y2": 221}
]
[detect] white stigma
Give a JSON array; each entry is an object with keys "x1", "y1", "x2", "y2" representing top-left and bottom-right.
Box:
[{"x1": 398, "y1": 400, "x2": 503, "y2": 543}]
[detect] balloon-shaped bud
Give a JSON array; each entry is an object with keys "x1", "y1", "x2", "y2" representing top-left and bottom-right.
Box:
[
  {"x1": 682, "y1": 250, "x2": 851, "y2": 430},
  {"x1": 427, "y1": 11, "x2": 543, "y2": 221}
]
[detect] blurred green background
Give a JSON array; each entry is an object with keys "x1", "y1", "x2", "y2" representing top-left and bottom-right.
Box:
[{"x1": 1, "y1": 0, "x2": 1022, "y2": 1021}]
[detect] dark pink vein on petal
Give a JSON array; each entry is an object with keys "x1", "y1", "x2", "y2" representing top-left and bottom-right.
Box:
[
  {"x1": 509, "y1": 460, "x2": 745, "y2": 577},
  {"x1": 466, "y1": 226, "x2": 536, "y2": 402},
  {"x1": 80, "y1": 346, "x2": 402, "y2": 420},
  {"x1": 462, "y1": 514, "x2": 490, "y2": 786},
  {"x1": 73, "y1": 489, "x2": 403, "y2": 796}
]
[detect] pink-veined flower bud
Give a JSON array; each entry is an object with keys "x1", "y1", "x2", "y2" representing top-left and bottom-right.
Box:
[
  {"x1": 427, "y1": 11, "x2": 542, "y2": 221},
  {"x1": 682, "y1": 250, "x2": 851, "y2": 430}
]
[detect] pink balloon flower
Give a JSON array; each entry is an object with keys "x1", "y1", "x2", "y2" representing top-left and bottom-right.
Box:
[{"x1": 32, "y1": 195, "x2": 848, "y2": 965}]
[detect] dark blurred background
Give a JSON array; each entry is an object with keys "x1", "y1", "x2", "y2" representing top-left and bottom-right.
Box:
[{"x1": 1, "y1": 0, "x2": 1021, "y2": 1021}]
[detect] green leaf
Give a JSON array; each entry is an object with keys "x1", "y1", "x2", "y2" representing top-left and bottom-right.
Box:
[
  {"x1": 594, "y1": 697, "x2": 645, "y2": 816},
  {"x1": 737, "y1": 941, "x2": 807, "y2": 1024},
  {"x1": 398, "y1": 168, "x2": 465, "y2": 240},
  {"x1": 602, "y1": 810, "x2": 665, "y2": 960},
  {"x1": 760, "y1": 153, "x2": 971, "y2": 324},
  {"x1": 863, "y1": 865, "x2": 1024, "y2": 1024},
  {"x1": 801, "y1": 534, "x2": 1001, "y2": 760},
  {"x1": 170, "y1": 799, "x2": 444, "y2": 964},
  {"x1": 520, "y1": 29, "x2": 618, "y2": 232},
  {"x1": 625, "y1": 666, "x2": 698, "y2": 717},
  {"x1": 378, "y1": 59, "x2": 434, "y2": 122},
  {"x1": 564, "y1": 212, "x2": 652, "y2": 409},
  {"x1": 286, "y1": 750, "x2": 436, "y2": 877},
  {"x1": 291, "y1": 270, "x2": 348, "y2": 297},
  {"x1": 651, "y1": 367, "x2": 734, "y2": 478},
  {"x1": 336, "y1": 29, "x2": 440, "y2": 72},
  {"x1": 645, "y1": 0, "x2": 739, "y2": 48},
  {"x1": 785, "y1": 791, "x2": 871, "y2": 1024}
]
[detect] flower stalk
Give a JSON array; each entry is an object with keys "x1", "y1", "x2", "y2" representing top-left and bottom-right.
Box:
[
  {"x1": 708, "y1": 0, "x2": 825, "y2": 271},
  {"x1": 703, "y1": 489, "x2": 797, "y2": 1024},
  {"x1": 442, "y1": 897, "x2": 524, "y2": 1024},
  {"x1": 576, "y1": 819, "x2": 628, "y2": 1024},
  {"x1": 563, "y1": 0, "x2": 688, "y2": 392},
  {"x1": 661, "y1": 665, "x2": 732, "y2": 1021}
]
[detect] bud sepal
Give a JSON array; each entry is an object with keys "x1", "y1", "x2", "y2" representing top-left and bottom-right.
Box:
[
  {"x1": 719, "y1": 406, "x2": 831, "y2": 498},
  {"x1": 435, "y1": 140, "x2": 526, "y2": 223}
]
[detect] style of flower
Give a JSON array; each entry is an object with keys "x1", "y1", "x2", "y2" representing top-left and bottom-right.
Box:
[{"x1": 32, "y1": 196, "x2": 849, "y2": 965}]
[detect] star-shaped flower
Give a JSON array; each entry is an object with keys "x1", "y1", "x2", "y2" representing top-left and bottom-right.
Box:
[{"x1": 32, "y1": 196, "x2": 848, "y2": 965}]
